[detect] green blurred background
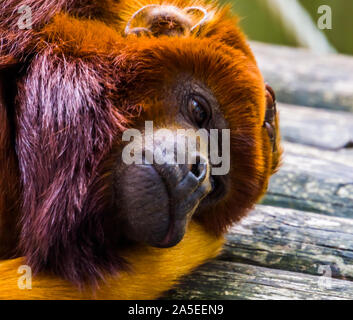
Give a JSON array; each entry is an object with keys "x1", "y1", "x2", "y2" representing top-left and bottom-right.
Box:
[{"x1": 223, "y1": 0, "x2": 353, "y2": 55}]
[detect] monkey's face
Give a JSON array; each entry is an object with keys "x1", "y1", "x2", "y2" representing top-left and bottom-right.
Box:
[
  {"x1": 109, "y1": 36, "x2": 277, "y2": 248},
  {"x1": 114, "y1": 76, "x2": 230, "y2": 248}
]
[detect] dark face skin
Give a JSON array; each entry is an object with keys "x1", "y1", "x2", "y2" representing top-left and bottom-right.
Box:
[{"x1": 113, "y1": 76, "x2": 230, "y2": 248}]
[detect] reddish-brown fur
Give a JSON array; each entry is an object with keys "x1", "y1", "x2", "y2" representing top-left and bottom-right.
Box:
[
  {"x1": 0, "y1": 0, "x2": 281, "y2": 290},
  {"x1": 0, "y1": 70, "x2": 20, "y2": 258}
]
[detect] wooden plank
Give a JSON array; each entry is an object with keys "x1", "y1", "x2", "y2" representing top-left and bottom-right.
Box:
[
  {"x1": 163, "y1": 261, "x2": 353, "y2": 300},
  {"x1": 251, "y1": 42, "x2": 353, "y2": 112},
  {"x1": 263, "y1": 141, "x2": 353, "y2": 218},
  {"x1": 279, "y1": 103, "x2": 353, "y2": 149},
  {"x1": 164, "y1": 205, "x2": 353, "y2": 300},
  {"x1": 222, "y1": 205, "x2": 353, "y2": 280}
]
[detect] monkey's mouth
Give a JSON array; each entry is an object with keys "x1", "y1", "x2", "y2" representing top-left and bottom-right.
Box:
[
  {"x1": 156, "y1": 168, "x2": 211, "y2": 248},
  {"x1": 157, "y1": 172, "x2": 228, "y2": 247},
  {"x1": 157, "y1": 212, "x2": 183, "y2": 248},
  {"x1": 117, "y1": 161, "x2": 211, "y2": 248}
]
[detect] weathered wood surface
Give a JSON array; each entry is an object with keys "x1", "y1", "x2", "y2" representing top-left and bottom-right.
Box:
[
  {"x1": 261, "y1": 101, "x2": 353, "y2": 218},
  {"x1": 164, "y1": 206, "x2": 353, "y2": 300},
  {"x1": 251, "y1": 42, "x2": 353, "y2": 112},
  {"x1": 278, "y1": 103, "x2": 353, "y2": 149},
  {"x1": 262, "y1": 141, "x2": 353, "y2": 218},
  {"x1": 223, "y1": 206, "x2": 353, "y2": 280},
  {"x1": 164, "y1": 261, "x2": 353, "y2": 300}
]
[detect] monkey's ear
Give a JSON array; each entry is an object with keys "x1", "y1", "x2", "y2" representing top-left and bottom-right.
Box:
[
  {"x1": 124, "y1": 4, "x2": 210, "y2": 37},
  {"x1": 263, "y1": 84, "x2": 282, "y2": 172},
  {"x1": 263, "y1": 84, "x2": 277, "y2": 152}
]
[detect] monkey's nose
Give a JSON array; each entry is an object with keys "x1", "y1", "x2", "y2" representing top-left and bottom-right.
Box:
[
  {"x1": 190, "y1": 155, "x2": 208, "y2": 183},
  {"x1": 175, "y1": 153, "x2": 211, "y2": 202}
]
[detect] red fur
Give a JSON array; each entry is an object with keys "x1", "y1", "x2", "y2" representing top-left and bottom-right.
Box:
[{"x1": 0, "y1": 0, "x2": 281, "y2": 286}]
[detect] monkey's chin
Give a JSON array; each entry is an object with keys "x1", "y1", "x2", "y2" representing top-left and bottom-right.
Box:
[
  {"x1": 151, "y1": 200, "x2": 201, "y2": 248},
  {"x1": 151, "y1": 194, "x2": 203, "y2": 248},
  {"x1": 152, "y1": 216, "x2": 188, "y2": 248}
]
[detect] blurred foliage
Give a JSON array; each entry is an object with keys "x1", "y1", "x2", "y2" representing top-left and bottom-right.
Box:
[{"x1": 224, "y1": 0, "x2": 353, "y2": 55}]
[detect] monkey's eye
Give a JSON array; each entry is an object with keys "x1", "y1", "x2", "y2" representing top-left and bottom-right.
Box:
[{"x1": 188, "y1": 96, "x2": 210, "y2": 127}]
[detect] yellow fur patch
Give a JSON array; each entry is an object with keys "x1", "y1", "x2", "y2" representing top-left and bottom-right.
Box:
[{"x1": 0, "y1": 222, "x2": 224, "y2": 299}]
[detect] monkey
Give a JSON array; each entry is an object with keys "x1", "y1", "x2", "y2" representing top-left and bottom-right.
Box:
[{"x1": 0, "y1": 0, "x2": 281, "y2": 299}]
